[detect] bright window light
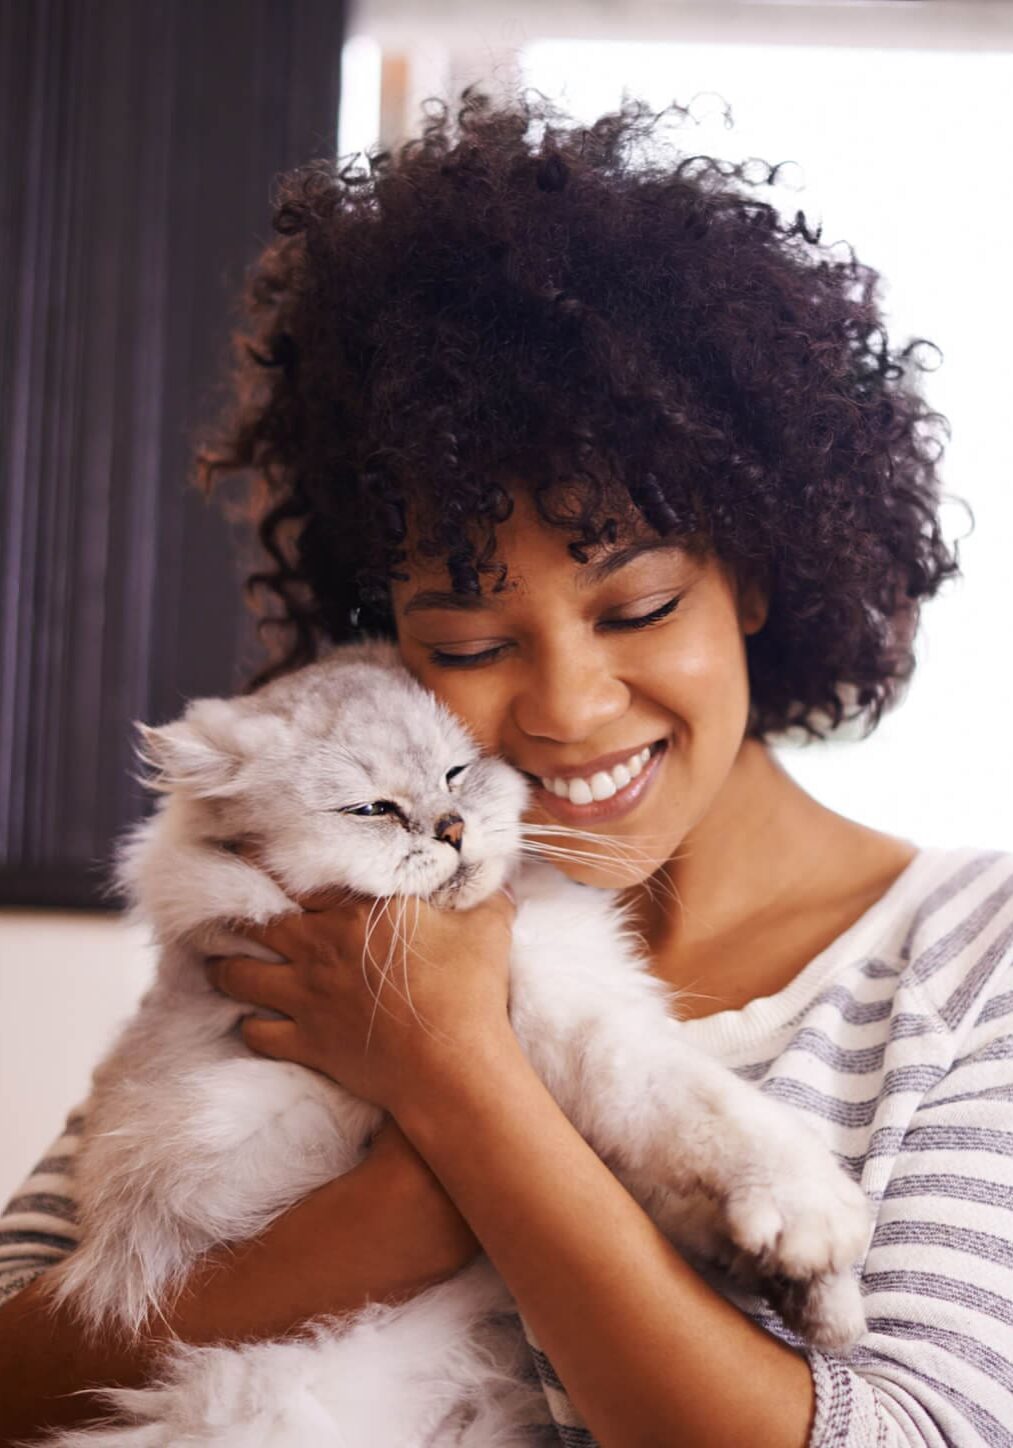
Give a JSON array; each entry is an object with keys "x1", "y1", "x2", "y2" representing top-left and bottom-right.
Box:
[{"x1": 339, "y1": 34, "x2": 383, "y2": 160}]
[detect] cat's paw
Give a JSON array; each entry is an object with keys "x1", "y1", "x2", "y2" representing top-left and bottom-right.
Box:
[
  {"x1": 722, "y1": 1156, "x2": 871, "y2": 1283},
  {"x1": 766, "y1": 1268, "x2": 867, "y2": 1351}
]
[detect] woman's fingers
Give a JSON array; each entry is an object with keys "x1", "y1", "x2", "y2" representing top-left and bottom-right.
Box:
[
  {"x1": 239, "y1": 1015, "x2": 305, "y2": 1063},
  {"x1": 208, "y1": 955, "x2": 300, "y2": 1012},
  {"x1": 237, "y1": 892, "x2": 373, "y2": 956},
  {"x1": 235, "y1": 910, "x2": 308, "y2": 956}
]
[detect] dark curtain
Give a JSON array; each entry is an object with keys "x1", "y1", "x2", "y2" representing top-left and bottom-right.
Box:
[{"x1": 0, "y1": 0, "x2": 346, "y2": 908}]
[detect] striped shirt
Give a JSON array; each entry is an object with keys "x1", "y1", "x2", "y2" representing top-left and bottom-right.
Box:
[{"x1": 2, "y1": 844, "x2": 1012, "y2": 1445}]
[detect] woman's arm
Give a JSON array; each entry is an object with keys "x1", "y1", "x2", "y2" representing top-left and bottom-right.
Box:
[
  {"x1": 221, "y1": 888, "x2": 821, "y2": 1447},
  {"x1": 397, "y1": 1031, "x2": 817, "y2": 1448},
  {"x1": 0, "y1": 1121, "x2": 479, "y2": 1443}
]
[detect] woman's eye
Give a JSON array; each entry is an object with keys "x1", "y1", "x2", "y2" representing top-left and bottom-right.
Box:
[
  {"x1": 422, "y1": 593, "x2": 685, "y2": 666},
  {"x1": 601, "y1": 593, "x2": 683, "y2": 631},
  {"x1": 428, "y1": 644, "x2": 510, "y2": 669}
]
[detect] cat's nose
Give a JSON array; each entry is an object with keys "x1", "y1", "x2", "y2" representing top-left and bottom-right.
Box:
[{"x1": 435, "y1": 813, "x2": 464, "y2": 851}]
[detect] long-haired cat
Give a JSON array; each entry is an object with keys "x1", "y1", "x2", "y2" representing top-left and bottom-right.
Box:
[{"x1": 42, "y1": 640, "x2": 871, "y2": 1447}]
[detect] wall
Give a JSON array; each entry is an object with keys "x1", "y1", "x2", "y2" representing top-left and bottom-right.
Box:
[{"x1": 0, "y1": 911, "x2": 154, "y2": 1204}]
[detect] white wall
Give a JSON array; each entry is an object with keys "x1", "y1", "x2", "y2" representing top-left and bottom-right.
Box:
[{"x1": 0, "y1": 911, "x2": 155, "y2": 1204}]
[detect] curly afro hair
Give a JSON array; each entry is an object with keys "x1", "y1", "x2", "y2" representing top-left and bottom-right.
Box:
[{"x1": 196, "y1": 88, "x2": 963, "y2": 741}]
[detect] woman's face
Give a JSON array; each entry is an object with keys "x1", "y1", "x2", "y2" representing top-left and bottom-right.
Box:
[{"x1": 392, "y1": 491, "x2": 767, "y2": 889}]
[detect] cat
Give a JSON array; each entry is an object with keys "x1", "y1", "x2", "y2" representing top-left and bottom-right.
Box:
[{"x1": 43, "y1": 639, "x2": 872, "y2": 1447}]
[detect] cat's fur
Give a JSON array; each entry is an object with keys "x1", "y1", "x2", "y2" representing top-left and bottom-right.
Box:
[{"x1": 45, "y1": 640, "x2": 872, "y2": 1447}]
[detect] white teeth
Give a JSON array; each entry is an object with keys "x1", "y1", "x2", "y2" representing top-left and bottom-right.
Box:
[
  {"x1": 589, "y1": 771, "x2": 617, "y2": 801},
  {"x1": 540, "y1": 743, "x2": 658, "y2": 805}
]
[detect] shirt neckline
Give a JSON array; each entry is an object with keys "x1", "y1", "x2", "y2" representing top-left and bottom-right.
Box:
[{"x1": 674, "y1": 843, "x2": 944, "y2": 1057}]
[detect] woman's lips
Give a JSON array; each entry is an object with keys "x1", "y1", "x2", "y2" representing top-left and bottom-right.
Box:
[{"x1": 526, "y1": 740, "x2": 667, "y2": 825}]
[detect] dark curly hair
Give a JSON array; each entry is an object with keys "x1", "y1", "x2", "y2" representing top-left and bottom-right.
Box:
[{"x1": 196, "y1": 88, "x2": 964, "y2": 741}]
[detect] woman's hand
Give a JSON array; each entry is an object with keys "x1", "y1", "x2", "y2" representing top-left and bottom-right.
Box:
[{"x1": 205, "y1": 857, "x2": 517, "y2": 1119}]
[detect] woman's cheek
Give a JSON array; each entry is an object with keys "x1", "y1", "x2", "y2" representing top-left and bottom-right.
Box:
[
  {"x1": 637, "y1": 635, "x2": 753, "y2": 831},
  {"x1": 407, "y1": 659, "x2": 507, "y2": 755}
]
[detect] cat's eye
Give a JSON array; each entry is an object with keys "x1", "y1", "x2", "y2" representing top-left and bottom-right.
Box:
[
  {"x1": 337, "y1": 800, "x2": 400, "y2": 818},
  {"x1": 445, "y1": 764, "x2": 469, "y2": 789}
]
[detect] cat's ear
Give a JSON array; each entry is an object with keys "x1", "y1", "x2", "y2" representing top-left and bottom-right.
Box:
[{"x1": 134, "y1": 700, "x2": 250, "y2": 799}]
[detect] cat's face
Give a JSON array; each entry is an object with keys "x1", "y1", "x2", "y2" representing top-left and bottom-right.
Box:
[{"x1": 138, "y1": 642, "x2": 528, "y2": 910}]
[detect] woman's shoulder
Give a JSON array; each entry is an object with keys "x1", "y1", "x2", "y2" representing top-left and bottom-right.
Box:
[
  {"x1": 794, "y1": 840, "x2": 1013, "y2": 1046},
  {"x1": 678, "y1": 843, "x2": 1013, "y2": 1063},
  {"x1": 877, "y1": 842, "x2": 1013, "y2": 1039}
]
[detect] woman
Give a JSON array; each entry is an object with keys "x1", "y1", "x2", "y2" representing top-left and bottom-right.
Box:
[{"x1": 2, "y1": 93, "x2": 1011, "y2": 1446}]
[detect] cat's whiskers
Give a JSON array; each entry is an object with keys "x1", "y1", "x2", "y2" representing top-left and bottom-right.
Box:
[
  {"x1": 515, "y1": 839, "x2": 688, "y2": 915},
  {"x1": 394, "y1": 894, "x2": 448, "y2": 1036},
  {"x1": 390, "y1": 893, "x2": 425, "y2": 1031},
  {"x1": 510, "y1": 824, "x2": 673, "y2": 877},
  {"x1": 363, "y1": 898, "x2": 404, "y2": 1051},
  {"x1": 513, "y1": 841, "x2": 652, "y2": 885},
  {"x1": 510, "y1": 823, "x2": 694, "y2": 914},
  {"x1": 515, "y1": 845, "x2": 657, "y2": 886},
  {"x1": 362, "y1": 893, "x2": 445, "y2": 1053},
  {"x1": 518, "y1": 823, "x2": 675, "y2": 845},
  {"x1": 513, "y1": 840, "x2": 685, "y2": 913},
  {"x1": 400, "y1": 895, "x2": 423, "y2": 1025},
  {"x1": 361, "y1": 896, "x2": 391, "y2": 1050},
  {"x1": 526, "y1": 828, "x2": 707, "y2": 928},
  {"x1": 493, "y1": 824, "x2": 641, "y2": 862}
]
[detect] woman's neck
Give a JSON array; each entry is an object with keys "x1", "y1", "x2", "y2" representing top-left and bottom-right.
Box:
[{"x1": 623, "y1": 738, "x2": 917, "y2": 1014}]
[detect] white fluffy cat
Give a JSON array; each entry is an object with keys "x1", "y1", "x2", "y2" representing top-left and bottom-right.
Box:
[{"x1": 44, "y1": 639, "x2": 871, "y2": 1447}]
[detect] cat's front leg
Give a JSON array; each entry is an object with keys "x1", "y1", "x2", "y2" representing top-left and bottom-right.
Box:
[
  {"x1": 590, "y1": 1020, "x2": 871, "y2": 1346},
  {"x1": 519, "y1": 994, "x2": 869, "y2": 1348},
  {"x1": 509, "y1": 884, "x2": 870, "y2": 1347}
]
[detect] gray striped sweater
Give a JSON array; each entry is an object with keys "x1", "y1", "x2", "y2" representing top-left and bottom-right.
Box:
[{"x1": 3, "y1": 845, "x2": 1012, "y2": 1445}]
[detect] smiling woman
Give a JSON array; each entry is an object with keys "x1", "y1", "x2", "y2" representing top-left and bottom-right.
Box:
[
  {"x1": 2, "y1": 89, "x2": 1012, "y2": 1448},
  {"x1": 393, "y1": 492, "x2": 767, "y2": 891}
]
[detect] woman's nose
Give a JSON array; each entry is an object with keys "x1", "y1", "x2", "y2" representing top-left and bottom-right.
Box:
[{"x1": 511, "y1": 643, "x2": 630, "y2": 744}]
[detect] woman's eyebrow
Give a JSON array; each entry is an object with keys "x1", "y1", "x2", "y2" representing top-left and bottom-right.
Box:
[
  {"x1": 581, "y1": 539, "x2": 685, "y2": 586},
  {"x1": 402, "y1": 541, "x2": 684, "y2": 613},
  {"x1": 402, "y1": 589, "x2": 501, "y2": 615}
]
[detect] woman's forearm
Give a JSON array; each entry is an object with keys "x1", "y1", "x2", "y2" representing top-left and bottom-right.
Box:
[
  {"x1": 396, "y1": 1032, "x2": 817, "y2": 1448},
  {"x1": 0, "y1": 1131, "x2": 478, "y2": 1442}
]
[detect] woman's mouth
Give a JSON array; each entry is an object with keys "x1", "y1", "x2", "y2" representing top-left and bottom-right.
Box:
[{"x1": 523, "y1": 740, "x2": 668, "y2": 825}]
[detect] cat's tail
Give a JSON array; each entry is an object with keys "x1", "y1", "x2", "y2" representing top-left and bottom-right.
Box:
[{"x1": 38, "y1": 1260, "x2": 553, "y2": 1448}]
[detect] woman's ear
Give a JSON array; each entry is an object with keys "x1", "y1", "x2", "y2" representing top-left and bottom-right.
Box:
[{"x1": 737, "y1": 567, "x2": 770, "y2": 637}]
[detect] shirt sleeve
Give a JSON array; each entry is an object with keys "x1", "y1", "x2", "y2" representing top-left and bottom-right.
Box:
[
  {"x1": 806, "y1": 954, "x2": 1013, "y2": 1447},
  {"x1": 0, "y1": 1101, "x2": 88, "y2": 1308}
]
